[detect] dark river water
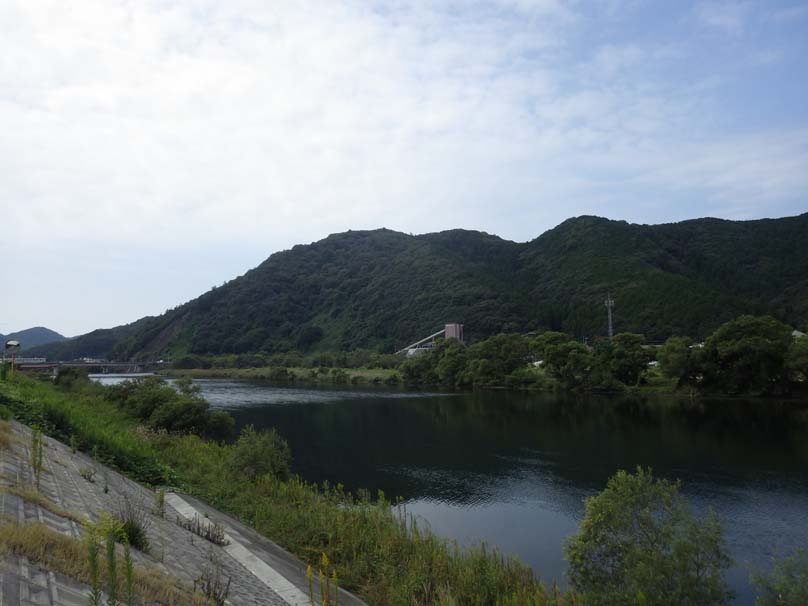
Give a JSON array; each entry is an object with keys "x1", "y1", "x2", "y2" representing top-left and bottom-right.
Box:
[{"x1": 97, "y1": 376, "x2": 808, "y2": 604}]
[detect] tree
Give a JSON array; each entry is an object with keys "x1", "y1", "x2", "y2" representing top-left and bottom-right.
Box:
[
  {"x1": 434, "y1": 339, "x2": 468, "y2": 386},
  {"x1": 565, "y1": 467, "x2": 733, "y2": 606},
  {"x1": 609, "y1": 333, "x2": 648, "y2": 386},
  {"x1": 544, "y1": 341, "x2": 593, "y2": 389},
  {"x1": 786, "y1": 335, "x2": 808, "y2": 384},
  {"x1": 467, "y1": 333, "x2": 530, "y2": 378},
  {"x1": 658, "y1": 336, "x2": 698, "y2": 387},
  {"x1": 700, "y1": 315, "x2": 793, "y2": 395},
  {"x1": 530, "y1": 331, "x2": 570, "y2": 361},
  {"x1": 752, "y1": 549, "x2": 808, "y2": 606}
]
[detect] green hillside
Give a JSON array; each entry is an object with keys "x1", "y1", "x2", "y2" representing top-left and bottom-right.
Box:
[
  {"x1": 0, "y1": 327, "x2": 66, "y2": 351},
  {"x1": 30, "y1": 213, "x2": 808, "y2": 361}
]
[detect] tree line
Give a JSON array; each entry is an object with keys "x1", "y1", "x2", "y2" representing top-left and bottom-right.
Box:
[{"x1": 399, "y1": 314, "x2": 808, "y2": 395}]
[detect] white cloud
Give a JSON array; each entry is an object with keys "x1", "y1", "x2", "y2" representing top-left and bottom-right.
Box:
[
  {"x1": 0, "y1": 0, "x2": 806, "y2": 334},
  {"x1": 694, "y1": 1, "x2": 751, "y2": 34}
]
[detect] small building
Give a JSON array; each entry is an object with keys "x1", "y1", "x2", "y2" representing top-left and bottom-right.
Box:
[{"x1": 445, "y1": 323, "x2": 464, "y2": 342}]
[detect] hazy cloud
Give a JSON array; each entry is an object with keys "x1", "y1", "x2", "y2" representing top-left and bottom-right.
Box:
[
  {"x1": 694, "y1": 1, "x2": 751, "y2": 34},
  {"x1": 1, "y1": 0, "x2": 806, "y2": 334}
]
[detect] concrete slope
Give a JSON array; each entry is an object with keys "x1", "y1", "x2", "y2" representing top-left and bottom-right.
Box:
[{"x1": 0, "y1": 421, "x2": 365, "y2": 606}]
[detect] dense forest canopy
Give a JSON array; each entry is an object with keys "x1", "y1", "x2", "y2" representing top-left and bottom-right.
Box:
[{"x1": 28, "y1": 213, "x2": 808, "y2": 361}]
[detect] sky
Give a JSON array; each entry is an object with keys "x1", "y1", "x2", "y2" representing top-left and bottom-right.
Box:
[{"x1": 1, "y1": 0, "x2": 807, "y2": 337}]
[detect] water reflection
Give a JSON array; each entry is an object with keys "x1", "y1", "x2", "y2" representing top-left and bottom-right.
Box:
[{"x1": 103, "y1": 376, "x2": 808, "y2": 604}]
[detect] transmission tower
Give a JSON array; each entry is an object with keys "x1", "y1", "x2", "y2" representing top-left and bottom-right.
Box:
[{"x1": 604, "y1": 294, "x2": 615, "y2": 338}]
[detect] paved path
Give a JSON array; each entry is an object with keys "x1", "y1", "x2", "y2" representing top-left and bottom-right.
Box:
[{"x1": 0, "y1": 421, "x2": 365, "y2": 606}]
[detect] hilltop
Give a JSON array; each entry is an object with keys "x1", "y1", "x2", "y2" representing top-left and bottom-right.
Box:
[
  {"x1": 28, "y1": 213, "x2": 808, "y2": 361},
  {"x1": 0, "y1": 327, "x2": 66, "y2": 351}
]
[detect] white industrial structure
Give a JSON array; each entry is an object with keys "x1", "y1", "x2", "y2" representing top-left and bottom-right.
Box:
[{"x1": 395, "y1": 323, "x2": 465, "y2": 356}]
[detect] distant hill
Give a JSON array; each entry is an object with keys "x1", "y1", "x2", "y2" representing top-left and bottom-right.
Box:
[
  {"x1": 0, "y1": 327, "x2": 67, "y2": 351},
  {"x1": 29, "y1": 213, "x2": 808, "y2": 361},
  {"x1": 26, "y1": 318, "x2": 152, "y2": 361}
]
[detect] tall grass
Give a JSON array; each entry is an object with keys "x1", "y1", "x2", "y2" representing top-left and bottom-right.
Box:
[
  {"x1": 0, "y1": 377, "x2": 170, "y2": 484},
  {"x1": 0, "y1": 519, "x2": 208, "y2": 606},
  {"x1": 2, "y1": 374, "x2": 574, "y2": 605},
  {"x1": 154, "y1": 432, "x2": 575, "y2": 605}
]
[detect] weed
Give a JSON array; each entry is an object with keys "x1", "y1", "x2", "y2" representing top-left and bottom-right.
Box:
[
  {"x1": 0, "y1": 419, "x2": 13, "y2": 451},
  {"x1": 30, "y1": 426, "x2": 44, "y2": 488},
  {"x1": 307, "y1": 553, "x2": 340, "y2": 606},
  {"x1": 69, "y1": 434, "x2": 78, "y2": 453},
  {"x1": 106, "y1": 525, "x2": 119, "y2": 606},
  {"x1": 176, "y1": 513, "x2": 229, "y2": 546},
  {"x1": 80, "y1": 467, "x2": 97, "y2": 483},
  {"x1": 123, "y1": 540, "x2": 135, "y2": 606},
  {"x1": 0, "y1": 519, "x2": 208, "y2": 606},
  {"x1": 194, "y1": 549, "x2": 232, "y2": 606},
  {"x1": 2, "y1": 373, "x2": 579, "y2": 606},
  {"x1": 0, "y1": 485, "x2": 87, "y2": 524},
  {"x1": 154, "y1": 488, "x2": 166, "y2": 518},
  {"x1": 86, "y1": 531, "x2": 102, "y2": 606},
  {"x1": 113, "y1": 494, "x2": 151, "y2": 552}
]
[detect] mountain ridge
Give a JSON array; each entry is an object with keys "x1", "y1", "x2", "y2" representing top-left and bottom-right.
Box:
[
  {"x1": 1, "y1": 326, "x2": 67, "y2": 351},
  {"x1": 27, "y1": 212, "x2": 808, "y2": 361}
]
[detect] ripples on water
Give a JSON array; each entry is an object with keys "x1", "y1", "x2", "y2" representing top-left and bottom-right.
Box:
[{"x1": 93, "y1": 375, "x2": 808, "y2": 604}]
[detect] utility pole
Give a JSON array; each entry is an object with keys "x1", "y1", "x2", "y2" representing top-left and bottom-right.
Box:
[{"x1": 604, "y1": 294, "x2": 615, "y2": 338}]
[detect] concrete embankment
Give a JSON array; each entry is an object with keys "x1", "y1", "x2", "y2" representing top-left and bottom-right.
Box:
[{"x1": 0, "y1": 420, "x2": 365, "y2": 606}]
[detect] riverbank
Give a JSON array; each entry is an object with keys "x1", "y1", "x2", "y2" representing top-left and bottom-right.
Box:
[
  {"x1": 161, "y1": 363, "x2": 688, "y2": 397},
  {"x1": 0, "y1": 418, "x2": 359, "y2": 606},
  {"x1": 0, "y1": 374, "x2": 576, "y2": 606},
  {"x1": 160, "y1": 365, "x2": 402, "y2": 386}
]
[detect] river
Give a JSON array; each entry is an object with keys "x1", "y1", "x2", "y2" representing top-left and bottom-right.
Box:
[{"x1": 96, "y1": 376, "x2": 808, "y2": 604}]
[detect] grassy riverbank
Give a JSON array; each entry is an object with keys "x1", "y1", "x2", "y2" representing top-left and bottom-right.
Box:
[
  {"x1": 161, "y1": 365, "x2": 402, "y2": 386},
  {"x1": 0, "y1": 374, "x2": 576, "y2": 606}
]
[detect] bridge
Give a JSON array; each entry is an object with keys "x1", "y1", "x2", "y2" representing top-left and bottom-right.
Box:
[{"x1": 11, "y1": 360, "x2": 165, "y2": 374}]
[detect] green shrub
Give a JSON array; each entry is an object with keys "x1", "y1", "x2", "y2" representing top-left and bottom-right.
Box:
[
  {"x1": 228, "y1": 425, "x2": 291, "y2": 480},
  {"x1": 54, "y1": 367, "x2": 90, "y2": 390},
  {"x1": 0, "y1": 376, "x2": 169, "y2": 484},
  {"x1": 752, "y1": 549, "x2": 808, "y2": 606},
  {"x1": 565, "y1": 467, "x2": 733, "y2": 606}
]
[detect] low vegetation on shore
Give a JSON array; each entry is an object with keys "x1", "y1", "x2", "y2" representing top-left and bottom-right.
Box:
[
  {"x1": 1, "y1": 371, "x2": 806, "y2": 605},
  {"x1": 162, "y1": 314, "x2": 807, "y2": 397}
]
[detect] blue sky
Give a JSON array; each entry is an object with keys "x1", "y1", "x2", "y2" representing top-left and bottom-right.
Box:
[{"x1": 1, "y1": 0, "x2": 807, "y2": 336}]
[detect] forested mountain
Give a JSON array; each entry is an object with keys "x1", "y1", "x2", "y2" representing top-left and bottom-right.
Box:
[
  {"x1": 0, "y1": 327, "x2": 66, "y2": 351},
  {"x1": 25, "y1": 319, "x2": 151, "y2": 361},
  {"x1": 30, "y1": 213, "x2": 808, "y2": 361}
]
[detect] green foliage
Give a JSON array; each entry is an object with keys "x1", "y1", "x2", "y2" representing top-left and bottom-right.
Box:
[
  {"x1": 86, "y1": 532, "x2": 102, "y2": 606},
  {"x1": 700, "y1": 315, "x2": 793, "y2": 395},
  {"x1": 530, "y1": 332, "x2": 570, "y2": 361},
  {"x1": 31, "y1": 426, "x2": 44, "y2": 489},
  {"x1": 157, "y1": 429, "x2": 571, "y2": 606},
  {"x1": 401, "y1": 334, "x2": 536, "y2": 388},
  {"x1": 106, "y1": 525, "x2": 118, "y2": 606},
  {"x1": 30, "y1": 214, "x2": 808, "y2": 361},
  {"x1": 107, "y1": 376, "x2": 234, "y2": 440},
  {"x1": 565, "y1": 467, "x2": 733, "y2": 606},
  {"x1": 607, "y1": 333, "x2": 648, "y2": 386},
  {"x1": 229, "y1": 424, "x2": 291, "y2": 480},
  {"x1": 55, "y1": 367, "x2": 90, "y2": 390},
  {"x1": 752, "y1": 549, "x2": 808, "y2": 606},
  {"x1": 0, "y1": 376, "x2": 170, "y2": 484},
  {"x1": 658, "y1": 336, "x2": 697, "y2": 387},
  {"x1": 544, "y1": 342, "x2": 593, "y2": 390},
  {"x1": 114, "y1": 494, "x2": 151, "y2": 552},
  {"x1": 786, "y1": 335, "x2": 808, "y2": 384}
]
